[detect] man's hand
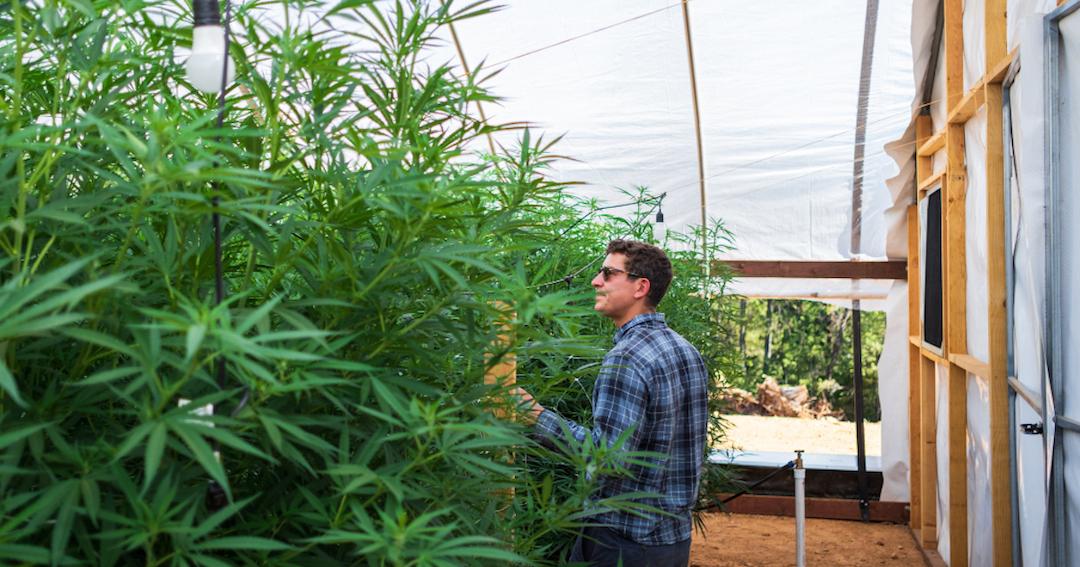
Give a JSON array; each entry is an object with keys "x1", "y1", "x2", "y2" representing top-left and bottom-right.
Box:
[{"x1": 510, "y1": 387, "x2": 545, "y2": 425}]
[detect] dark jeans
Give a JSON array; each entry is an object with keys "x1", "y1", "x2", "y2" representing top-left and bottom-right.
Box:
[{"x1": 569, "y1": 526, "x2": 691, "y2": 567}]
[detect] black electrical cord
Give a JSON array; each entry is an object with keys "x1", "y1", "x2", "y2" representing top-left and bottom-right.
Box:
[
  {"x1": 198, "y1": 0, "x2": 237, "y2": 511},
  {"x1": 695, "y1": 459, "x2": 795, "y2": 512}
]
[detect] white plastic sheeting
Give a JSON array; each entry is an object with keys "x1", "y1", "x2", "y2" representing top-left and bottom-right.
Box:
[
  {"x1": 1007, "y1": 6, "x2": 1053, "y2": 566},
  {"x1": 445, "y1": 0, "x2": 913, "y2": 277},
  {"x1": 443, "y1": 1, "x2": 916, "y2": 502}
]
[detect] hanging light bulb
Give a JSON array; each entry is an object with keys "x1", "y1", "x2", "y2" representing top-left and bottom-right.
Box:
[
  {"x1": 186, "y1": 0, "x2": 235, "y2": 93},
  {"x1": 652, "y1": 194, "x2": 666, "y2": 242}
]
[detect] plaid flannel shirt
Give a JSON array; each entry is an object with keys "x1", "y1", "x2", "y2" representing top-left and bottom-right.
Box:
[{"x1": 534, "y1": 312, "x2": 709, "y2": 546}]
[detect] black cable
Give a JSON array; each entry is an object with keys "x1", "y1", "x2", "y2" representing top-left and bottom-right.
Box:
[
  {"x1": 695, "y1": 459, "x2": 795, "y2": 512},
  {"x1": 203, "y1": 0, "x2": 235, "y2": 512}
]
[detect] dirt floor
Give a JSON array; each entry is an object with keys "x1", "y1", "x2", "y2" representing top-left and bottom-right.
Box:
[
  {"x1": 690, "y1": 513, "x2": 927, "y2": 567},
  {"x1": 718, "y1": 414, "x2": 883, "y2": 455}
]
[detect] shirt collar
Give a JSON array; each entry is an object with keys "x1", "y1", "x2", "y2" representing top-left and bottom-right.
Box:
[{"x1": 614, "y1": 312, "x2": 665, "y2": 344}]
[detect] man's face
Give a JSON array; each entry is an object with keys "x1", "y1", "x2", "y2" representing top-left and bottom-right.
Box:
[{"x1": 591, "y1": 253, "x2": 646, "y2": 320}]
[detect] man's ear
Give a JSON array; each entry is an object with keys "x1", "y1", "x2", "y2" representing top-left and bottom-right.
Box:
[{"x1": 634, "y1": 278, "x2": 651, "y2": 301}]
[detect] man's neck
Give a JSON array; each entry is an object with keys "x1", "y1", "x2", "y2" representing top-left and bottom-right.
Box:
[{"x1": 613, "y1": 305, "x2": 655, "y2": 328}]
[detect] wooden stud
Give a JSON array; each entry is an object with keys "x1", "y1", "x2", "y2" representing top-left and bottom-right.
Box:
[
  {"x1": 908, "y1": 204, "x2": 923, "y2": 531},
  {"x1": 985, "y1": 81, "x2": 1013, "y2": 567},
  {"x1": 920, "y1": 355, "x2": 939, "y2": 549},
  {"x1": 942, "y1": 0, "x2": 968, "y2": 562},
  {"x1": 484, "y1": 302, "x2": 517, "y2": 416},
  {"x1": 945, "y1": 124, "x2": 969, "y2": 567},
  {"x1": 986, "y1": 0, "x2": 1013, "y2": 561}
]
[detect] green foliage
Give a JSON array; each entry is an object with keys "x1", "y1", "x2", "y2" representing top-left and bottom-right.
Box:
[
  {"x1": 0, "y1": 0, "x2": 734, "y2": 564},
  {"x1": 721, "y1": 298, "x2": 886, "y2": 422}
]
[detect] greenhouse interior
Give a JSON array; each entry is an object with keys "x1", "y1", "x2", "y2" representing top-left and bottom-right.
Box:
[{"x1": 2, "y1": 0, "x2": 1078, "y2": 565}]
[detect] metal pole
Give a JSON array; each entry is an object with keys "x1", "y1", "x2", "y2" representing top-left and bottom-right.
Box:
[
  {"x1": 853, "y1": 302, "x2": 870, "y2": 521},
  {"x1": 795, "y1": 450, "x2": 806, "y2": 567}
]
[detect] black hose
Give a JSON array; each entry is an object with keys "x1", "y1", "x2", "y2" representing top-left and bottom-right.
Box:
[{"x1": 696, "y1": 459, "x2": 795, "y2": 512}]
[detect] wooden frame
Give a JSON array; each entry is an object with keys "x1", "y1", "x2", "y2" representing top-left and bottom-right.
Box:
[{"x1": 908, "y1": 0, "x2": 1012, "y2": 564}]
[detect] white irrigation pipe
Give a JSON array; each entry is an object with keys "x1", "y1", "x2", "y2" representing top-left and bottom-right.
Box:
[{"x1": 794, "y1": 449, "x2": 806, "y2": 567}]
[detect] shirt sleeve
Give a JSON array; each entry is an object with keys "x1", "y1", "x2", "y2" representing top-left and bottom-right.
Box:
[{"x1": 534, "y1": 352, "x2": 649, "y2": 453}]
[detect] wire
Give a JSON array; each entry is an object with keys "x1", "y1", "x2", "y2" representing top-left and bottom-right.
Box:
[
  {"x1": 695, "y1": 459, "x2": 795, "y2": 512},
  {"x1": 531, "y1": 195, "x2": 664, "y2": 291},
  {"x1": 491, "y1": 2, "x2": 686, "y2": 67}
]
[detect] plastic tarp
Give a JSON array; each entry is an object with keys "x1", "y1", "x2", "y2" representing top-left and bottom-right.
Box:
[
  {"x1": 443, "y1": 0, "x2": 916, "y2": 501},
  {"x1": 444, "y1": 0, "x2": 914, "y2": 299}
]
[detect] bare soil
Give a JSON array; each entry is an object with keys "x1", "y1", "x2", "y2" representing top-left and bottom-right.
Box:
[
  {"x1": 690, "y1": 513, "x2": 927, "y2": 567},
  {"x1": 718, "y1": 414, "x2": 882, "y2": 456}
]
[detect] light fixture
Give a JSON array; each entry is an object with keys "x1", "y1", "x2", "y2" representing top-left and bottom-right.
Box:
[
  {"x1": 186, "y1": 0, "x2": 235, "y2": 93},
  {"x1": 652, "y1": 194, "x2": 666, "y2": 242}
]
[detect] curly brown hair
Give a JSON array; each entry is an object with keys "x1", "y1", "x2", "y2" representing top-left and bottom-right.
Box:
[{"x1": 606, "y1": 239, "x2": 673, "y2": 307}]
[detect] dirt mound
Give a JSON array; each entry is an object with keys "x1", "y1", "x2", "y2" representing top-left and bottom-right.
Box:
[{"x1": 722, "y1": 378, "x2": 843, "y2": 419}]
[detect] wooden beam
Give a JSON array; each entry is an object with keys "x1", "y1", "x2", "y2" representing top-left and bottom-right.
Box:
[
  {"x1": 907, "y1": 203, "x2": 923, "y2": 531},
  {"x1": 719, "y1": 260, "x2": 907, "y2": 280},
  {"x1": 735, "y1": 292, "x2": 889, "y2": 301},
  {"x1": 921, "y1": 346, "x2": 950, "y2": 368},
  {"x1": 947, "y1": 85, "x2": 987, "y2": 124},
  {"x1": 949, "y1": 353, "x2": 991, "y2": 378},
  {"x1": 987, "y1": 48, "x2": 1017, "y2": 85},
  {"x1": 942, "y1": 0, "x2": 967, "y2": 561},
  {"x1": 917, "y1": 130, "x2": 946, "y2": 157},
  {"x1": 985, "y1": 78, "x2": 1013, "y2": 567},
  {"x1": 920, "y1": 355, "x2": 939, "y2": 549},
  {"x1": 945, "y1": 123, "x2": 969, "y2": 567},
  {"x1": 919, "y1": 170, "x2": 946, "y2": 196}
]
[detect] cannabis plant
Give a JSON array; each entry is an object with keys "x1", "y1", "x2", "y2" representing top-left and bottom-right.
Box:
[{"x1": 1, "y1": 0, "x2": 734, "y2": 564}]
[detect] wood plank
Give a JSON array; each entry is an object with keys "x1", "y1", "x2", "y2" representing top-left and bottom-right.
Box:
[
  {"x1": 917, "y1": 130, "x2": 946, "y2": 157},
  {"x1": 985, "y1": 80, "x2": 1013, "y2": 567},
  {"x1": 942, "y1": 3, "x2": 966, "y2": 555},
  {"x1": 949, "y1": 353, "x2": 991, "y2": 378},
  {"x1": 948, "y1": 361, "x2": 969, "y2": 567},
  {"x1": 986, "y1": 0, "x2": 1007, "y2": 67},
  {"x1": 921, "y1": 346, "x2": 950, "y2": 368},
  {"x1": 919, "y1": 170, "x2": 946, "y2": 195},
  {"x1": 907, "y1": 203, "x2": 923, "y2": 531},
  {"x1": 944, "y1": 0, "x2": 964, "y2": 107},
  {"x1": 947, "y1": 84, "x2": 986, "y2": 124},
  {"x1": 920, "y1": 355, "x2": 939, "y2": 549},
  {"x1": 718, "y1": 260, "x2": 907, "y2": 280},
  {"x1": 944, "y1": 118, "x2": 969, "y2": 567},
  {"x1": 987, "y1": 48, "x2": 1017, "y2": 84},
  {"x1": 714, "y1": 494, "x2": 910, "y2": 523}
]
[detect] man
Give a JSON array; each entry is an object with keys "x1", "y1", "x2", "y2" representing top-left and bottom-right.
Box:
[{"x1": 515, "y1": 239, "x2": 708, "y2": 567}]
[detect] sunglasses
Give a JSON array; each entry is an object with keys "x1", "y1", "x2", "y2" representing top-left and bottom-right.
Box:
[{"x1": 598, "y1": 266, "x2": 645, "y2": 281}]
